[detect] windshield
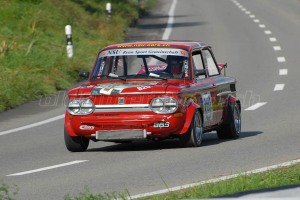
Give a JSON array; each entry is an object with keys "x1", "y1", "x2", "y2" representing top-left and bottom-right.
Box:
[{"x1": 91, "y1": 48, "x2": 190, "y2": 81}]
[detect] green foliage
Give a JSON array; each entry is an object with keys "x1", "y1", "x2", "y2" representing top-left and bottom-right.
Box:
[
  {"x1": 139, "y1": 164, "x2": 300, "y2": 200},
  {"x1": 0, "y1": 0, "x2": 156, "y2": 112},
  {"x1": 64, "y1": 164, "x2": 300, "y2": 200},
  {"x1": 0, "y1": 180, "x2": 18, "y2": 200},
  {"x1": 64, "y1": 186, "x2": 127, "y2": 200}
]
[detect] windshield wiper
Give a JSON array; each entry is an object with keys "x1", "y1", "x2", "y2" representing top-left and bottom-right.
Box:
[
  {"x1": 108, "y1": 73, "x2": 126, "y2": 80},
  {"x1": 148, "y1": 73, "x2": 168, "y2": 80}
]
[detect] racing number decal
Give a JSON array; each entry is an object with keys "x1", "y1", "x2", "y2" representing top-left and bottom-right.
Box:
[{"x1": 201, "y1": 92, "x2": 213, "y2": 122}]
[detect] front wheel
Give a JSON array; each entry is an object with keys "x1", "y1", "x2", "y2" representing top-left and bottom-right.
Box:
[
  {"x1": 64, "y1": 127, "x2": 89, "y2": 152},
  {"x1": 180, "y1": 110, "x2": 203, "y2": 147},
  {"x1": 217, "y1": 102, "x2": 241, "y2": 139}
]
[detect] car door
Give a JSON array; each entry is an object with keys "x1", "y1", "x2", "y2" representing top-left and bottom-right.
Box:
[
  {"x1": 200, "y1": 48, "x2": 224, "y2": 126},
  {"x1": 192, "y1": 50, "x2": 219, "y2": 127}
]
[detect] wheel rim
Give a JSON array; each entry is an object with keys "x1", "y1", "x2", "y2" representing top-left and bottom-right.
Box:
[
  {"x1": 233, "y1": 105, "x2": 241, "y2": 133},
  {"x1": 194, "y1": 112, "x2": 203, "y2": 142}
]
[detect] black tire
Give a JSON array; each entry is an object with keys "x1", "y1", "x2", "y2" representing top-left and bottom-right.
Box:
[
  {"x1": 217, "y1": 102, "x2": 241, "y2": 139},
  {"x1": 180, "y1": 110, "x2": 203, "y2": 147},
  {"x1": 64, "y1": 127, "x2": 89, "y2": 152}
]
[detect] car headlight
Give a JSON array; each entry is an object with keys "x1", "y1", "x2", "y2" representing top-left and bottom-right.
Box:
[
  {"x1": 150, "y1": 97, "x2": 178, "y2": 114},
  {"x1": 67, "y1": 99, "x2": 95, "y2": 115}
]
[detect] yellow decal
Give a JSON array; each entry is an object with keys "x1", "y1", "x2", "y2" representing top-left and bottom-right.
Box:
[{"x1": 117, "y1": 44, "x2": 171, "y2": 48}]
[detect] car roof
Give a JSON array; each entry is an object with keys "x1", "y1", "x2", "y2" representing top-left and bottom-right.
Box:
[{"x1": 101, "y1": 40, "x2": 210, "y2": 51}]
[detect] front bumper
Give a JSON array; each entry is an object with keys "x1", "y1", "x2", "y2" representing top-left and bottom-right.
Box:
[{"x1": 65, "y1": 111, "x2": 185, "y2": 140}]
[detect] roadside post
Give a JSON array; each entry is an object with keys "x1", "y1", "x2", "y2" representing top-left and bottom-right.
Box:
[
  {"x1": 65, "y1": 25, "x2": 73, "y2": 58},
  {"x1": 106, "y1": 2, "x2": 112, "y2": 21}
]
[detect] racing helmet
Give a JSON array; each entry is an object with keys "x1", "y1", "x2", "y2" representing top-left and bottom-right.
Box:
[{"x1": 166, "y1": 56, "x2": 184, "y2": 75}]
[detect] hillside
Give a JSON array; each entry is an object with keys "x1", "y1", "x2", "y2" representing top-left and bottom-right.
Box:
[{"x1": 0, "y1": 0, "x2": 155, "y2": 111}]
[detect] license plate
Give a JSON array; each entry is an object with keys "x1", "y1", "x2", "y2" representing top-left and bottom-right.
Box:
[{"x1": 154, "y1": 121, "x2": 170, "y2": 128}]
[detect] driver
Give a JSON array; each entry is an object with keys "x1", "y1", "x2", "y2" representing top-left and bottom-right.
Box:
[{"x1": 166, "y1": 56, "x2": 184, "y2": 76}]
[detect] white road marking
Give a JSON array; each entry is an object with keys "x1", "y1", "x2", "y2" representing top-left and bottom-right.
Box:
[
  {"x1": 259, "y1": 24, "x2": 266, "y2": 28},
  {"x1": 130, "y1": 159, "x2": 300, "y2": 199},
  {"x1": 269, "y1": 37, "x2": 277, "y2": 42},
  {"x1": 244, "y1": 102, "x2": 267, "y2": 111},
  {"x1": 277, "y1": 57, "x2": 286, "y2": 62},
  {"x1": 6, "y1": 160, "x2": 89, "y2": 176},
  {"x1": 253, "y1": 19, "x2": 260, "y2": 23},
  {"x1": 0, "y1": 114, "x2": 65, "y2": 136},
  {"x1": 264, "y1": 30, "x2": 272, "y2": 34},
  {"x1": 249, "y1": 15, "x2": 255, "y2": 18},
  {"x1": 162, "y1": 0, "x2": 177, "y2": 40},
  {"x1": 279, "y1": 69, "x2": 288, "y2": 75},
  {"x1": 273, "y1": 46, "x2": 281, "y2": 51},
  {"x1": 245, "y1": 11, "x2": 251, "y2": 15},
  {"x1": 274, "y1": 84, "x2": 285, "y2": 91}
]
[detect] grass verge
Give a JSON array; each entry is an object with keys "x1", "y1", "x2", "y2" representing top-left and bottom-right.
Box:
[
  {"x1": 65, "y1": 163, "x2": 300, "y2": 200},
  {"x1": 0, "y1": 179, "x2": 18, "y2": 200},
  {"x1": 0, "y1": 0, "x2": 156, "y2": 112}
]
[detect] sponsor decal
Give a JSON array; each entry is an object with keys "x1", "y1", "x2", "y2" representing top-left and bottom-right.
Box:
[
  {"x1": 91, "y1": 82, "x2": 158, "y2": 95},
  {"x1": 180, "y1": 50, "x2": 186, "y2": 56},
  {"x1": 201, "y1": 92, "x2": 213, "y2": 121},
  {"x1": 154, "y1": 121, "x2": 170, "y2": 128},
  {"x1": 137, "y1": 64, "x2": 167, "y2": 74},
  {"x1": 118, "y1": 97, "x2": 124, "y2": 104},
  {"x1": 80, "y1": 125, "x2": 95, "y2": 130},
  {"x1": 137, "y1": 86, "x2": 151, "y2": 91},
  {"x1": 107, "y1": 49, "x2": 121, "y2": 55},
  {"x1": 184, "y1": 60, "x2": 189, "y2": 77},
  {"x1": 99, "y1": 48, "x2": 189, "y2": 58},
  {"x1": 117, "y1": 44, "x2": 171, "y2": 48},
  {"x1": 98, "y1": 60, "x2": 106, "y2": 75},
  {"x1": 99, "y1": 88, "x2": 113, "y2": 95}
]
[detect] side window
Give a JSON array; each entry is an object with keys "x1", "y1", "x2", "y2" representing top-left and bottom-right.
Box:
[
  {"x1": 202, "y1": 50, "x2": 219, "y2": 76},
  {"x1": 192, "y1": 52, "x2": 205, "y2": 79},
  {"x1": 192, "y1": 53, "x2": 203, "y2": 70}
]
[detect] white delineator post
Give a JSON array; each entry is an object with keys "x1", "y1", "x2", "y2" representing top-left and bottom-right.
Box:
[
  {"x1": 106, "y1": 3, "x2": 112, "y2": 20},
  {"x1": 65, "y1": 25, "x2": 73, "y2": 58}
]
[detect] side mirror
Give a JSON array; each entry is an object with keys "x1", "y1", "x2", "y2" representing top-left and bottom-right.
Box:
[
  {"x1": 218, "y1": 63, "x2": 227, "y2": 75},
  {"x1": 79, "y1": 72, "x2": 90, "y2": 79},
  {"x1": 195, "y1": 69, "x2": 207, "y2": 76}
]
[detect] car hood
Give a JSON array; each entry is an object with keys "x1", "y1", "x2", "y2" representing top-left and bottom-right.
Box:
[{"x1": 68, "y1": 81, "x2": 183, "y2": 96}]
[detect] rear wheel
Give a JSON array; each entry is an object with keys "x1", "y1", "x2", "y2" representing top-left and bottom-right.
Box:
[
  {"x1": 180, "y1": 110, "x2": 203, "y2": 147},
  {"x1": 217, "y1": 102, "x2": 241, "y2": 139},
  {"x1": 64, "y1": 127, "x2": 89, "y2": 152}
]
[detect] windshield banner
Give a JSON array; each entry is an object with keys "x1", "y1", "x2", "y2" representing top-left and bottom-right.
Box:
[{"x1": 100, "y1": 48, "x2": 188, "y2": 57}]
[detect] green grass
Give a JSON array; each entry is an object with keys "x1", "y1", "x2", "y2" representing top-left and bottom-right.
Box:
[
  {"x1": 0, "y1": 0, "x2": 156, "y2": 112},
  {"x1": 0, "y1": 180, "x2": 18, "y2": 200},
  {"x1": 1, "y1": 164, "x2": 298, "y2": 200},
  {"x1": 64, "y1": 163, "x2": 300, "y2": 200}
]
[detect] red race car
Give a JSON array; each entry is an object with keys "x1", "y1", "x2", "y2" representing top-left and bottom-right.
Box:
[{"x1": 64, "y1": 41, "x2": 241, "y2": 152}]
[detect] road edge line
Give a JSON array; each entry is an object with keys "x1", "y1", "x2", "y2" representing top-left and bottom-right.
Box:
[
  {"x1": 0, "y1": 114, "x2": 64, "y2": 136},
  {"x1": 6, "y1": 160, "x2": 89, "y2": 176}
]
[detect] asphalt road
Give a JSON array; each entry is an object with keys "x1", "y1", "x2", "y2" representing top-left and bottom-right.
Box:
[{"x1": 1, "y1": 0, "x2": 300, "y2": 199}]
